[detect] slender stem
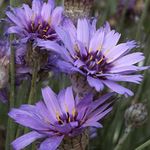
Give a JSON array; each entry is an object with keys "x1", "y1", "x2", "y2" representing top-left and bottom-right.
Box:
[
  {"x1": 114, "y1": 126, "x2": 132, "y2": 150},
  {"x1": 118, "y1": 0, "x2": 129, "y2": 32},
  {"x1": 28, "y1": 62, "x2": 38, "y2": 104},
  {"x1": 22, "y1": 66, "x2": 38, "y2": 150},
  {"x1": 5, "y1": 39, "x2": 16, "y2": 150},
  {"x1": 24, "y1": 61, "x2": 38, "y2": 150},
  {"x1": 5, "y1": 1, "x2": 20, "y2": 149},
  {"x1": 135, "y1": 139, "x2": 150, "y2": 150},
  {"x1": 135, "y1": 0, "x2": 149, "y2": 40}
]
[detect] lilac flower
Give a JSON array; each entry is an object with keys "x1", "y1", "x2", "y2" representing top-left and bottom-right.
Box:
[
  {"x1": 6, "y1": 0, "x2": 64, "y2": 76},
  {"x1": 6, "y1": 0, "x2": 63, "y2": 42},
  {"x1": 9, "y1": 86, "x2": 113, "y2": 150},
  {"x1": 38, "y1": 19, "x2": 149, "y2": 97}
]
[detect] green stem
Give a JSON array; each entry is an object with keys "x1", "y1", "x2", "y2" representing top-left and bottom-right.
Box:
[
  {"x1": 135, "y1": 139, "x2": 150, "y2": 150},
  {"x1": 24, "y1": 61, "x2": 38, "y2": 150},
  {"x1": 28, "y1": 62, "x2": 38, "y2": 104},
  {"x1": 5, "y1": 38, "x2": 16, "y2": 150},
  {"x1": 114, "y1": 126, "x2": 132, "y2": 150},
  {"x1": 118, "y1": 0, "x2": 129, "y2": 32},
  {"x1": 136, "y1": 0, "x2": 150, "y2": 40},
  {"x1": 5, "y1": 1, "x2": 20, "y2": 149}
]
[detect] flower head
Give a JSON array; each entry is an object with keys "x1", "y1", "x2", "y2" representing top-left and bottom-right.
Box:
[
  {"x1": 38, "y1": 18, "x2": 149, "y2": 97},
  {"x1": 9, "y1": 86, "x2": 113, "y2": 150},
  {"x1": 6, "y1": 0, "x2": 64, "y2": 42},
  {"x1": 6, "y1": 0, "x2": 64, "y2": 77}
]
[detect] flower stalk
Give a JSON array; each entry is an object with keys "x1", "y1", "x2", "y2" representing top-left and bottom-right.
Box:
[
  {"x1": 63, "y1": 1, "x2": 95, "y2": 149},
  {"x1": 5, "y1": 36, "x2": 16, "y2": 150},
  {"x1": 5, "y1": 1, "x2": 20, "y2": 149},
  {"x1": 135, "y1": 139, "x2": 150, "y2": 150},
  {"x1": 28, "y1": 61, "x2": 38, "y2": 104},
  {"x1": 114, "y1": 126, "x2": 132, "y2": 150}
]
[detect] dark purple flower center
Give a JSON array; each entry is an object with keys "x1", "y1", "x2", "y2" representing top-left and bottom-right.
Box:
[
  {"x1": 56, "y1": 109, "x2": 78, "y2": 126},
  {"x1": 74, "y1": 47, "x2": 112, "y2": 75},
  {"x1": 27, "y1": 17, "x2": 57, "y2": 40}
]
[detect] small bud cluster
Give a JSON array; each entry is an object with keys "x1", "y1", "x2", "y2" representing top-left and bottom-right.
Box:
[{"x1": 124, "y1": 103, "x2": 148, "y2": 128}]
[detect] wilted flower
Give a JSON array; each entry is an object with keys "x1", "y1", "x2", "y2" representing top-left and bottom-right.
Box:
[
  {"x1": 38, "y1": 18, "x2": 149, "y2": 97},
  {"x1": 6, "y1": 0, "x2": 63, "y2": 42},
  {"x1": 0, "y1": 40, "x2": 10, "y2": 103},
  {"x1": 15, "y1": 43, "x2": 57, "y2": 77},
  {"x1": 9, "y1": 86, "x2": 113, "y2": 150},
  {"x1": 65, "y1": 0, "x2": 94, "y2": 21}
]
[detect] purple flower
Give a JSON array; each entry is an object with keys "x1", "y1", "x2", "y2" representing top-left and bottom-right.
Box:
[
  {"x1": 38, "y1": 18, "x2": 149, "y2": 97},
  {"x1": 6, "y1": 0, "x2": 64, "y2": 76},
  {"x1": 6, "y1": 0, "x2": 63, "y2": 42},
  {"x1": 9, "y1": 86, "x2": 113, "y2": 150}
]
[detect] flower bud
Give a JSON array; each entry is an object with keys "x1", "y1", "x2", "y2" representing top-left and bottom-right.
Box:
[{"x1": 124, "y1": 103, "x2": 148, "y2": 127}]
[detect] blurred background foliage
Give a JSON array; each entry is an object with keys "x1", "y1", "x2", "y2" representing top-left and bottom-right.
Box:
[{"x1": 0, "y1": 0, "x2": 150, "y2": 150}]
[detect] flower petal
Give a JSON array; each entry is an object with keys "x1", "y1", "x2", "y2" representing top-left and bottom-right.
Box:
[
  {"x1": 51, "y1": 6, "x2": 64, "y2": 27},
  {"x1": 12, "y1": 131, "x2": 45, "y2": 150},
  {"x1": 102, "y1": 30, "x2": 121, "y2": 51},
  {"x1": 39, "y1": 136, "x2": 64, "y2": 150},
  {"x1": 89, "y1": 28, "x2": 105, "y2": 53},
  {"x1": 42, "y1": 86, "x2": 62, "y2": 120},
  {"x1": 105, "y1": 74, "x2": 143, "y2": 84},
  {"x1": 102, "y1": 80, "x2": 134, "y2": 97},
  {"x1": 55, "y1": 27, "x2": 75, "y2": 57},
  {"x1": 48, "y1": 0, "x2": 55, "y2": 9},
  {"x1": 113, "y1": 52, "x2": 144, "y2": 67},
  {"x1": 6, "y1": 11, "x2": 23, "y2": 27},
  {"x1": 64, "y1": 86, "x2": 75, "y2": 115},
  {"x1": 82, "y1": 121, "x2": 103, "y2": 128},
  {"x1": 62, "y1": 18, "x2": 77, "y2": 44},
  {"x1": 41, "y1": 2, "x2": 52, "y2": 22},
  {"x1": 8, "y1": 108, "x2": 49, "y2": 130},
  {"x1": 77, "y1": 19, "x2": 90, "y2": 48},
  {"x1": 106, "y1": 43, "x2": 129, "y2": 63},
  {"x1": 32, "y1": 0, "x2": 42, "y2": 16},
  {"x1": 87, "y1": 76, "x2": 104, "y2": 91},
  {"x1": 85, "y1": 107, "x2": 112, "y2": 123},
  {"x1": 23, "y1": 4, "x2": 32, "y2": 21}
]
